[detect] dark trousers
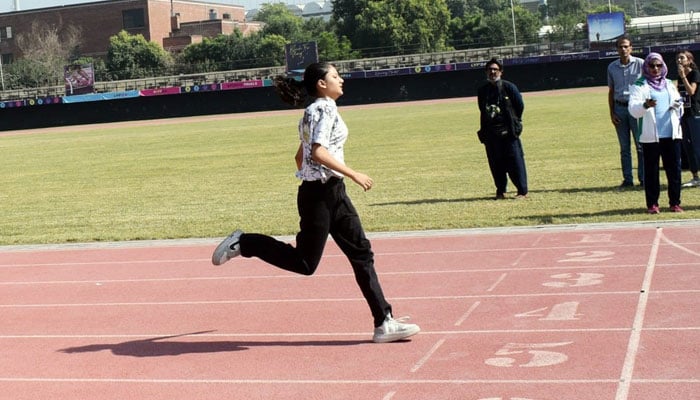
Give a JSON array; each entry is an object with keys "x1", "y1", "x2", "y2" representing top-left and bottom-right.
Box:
[
  {"x1": 484, "y1": 136, "x2": 528, "y2": 196},
  {"x1": 642, "y1": 139, "x2": 682, "y2": 208},
  {"x1": 239, "y1": 178, "x2": 392, "y2": 327},
  {"x1": 681, "y1": 115, "x2": 700, "y2": 174}
]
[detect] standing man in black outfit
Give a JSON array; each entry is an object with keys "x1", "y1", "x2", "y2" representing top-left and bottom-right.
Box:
[{"x1": 477, "y1": 58, "x2": 528, "y2": 199}]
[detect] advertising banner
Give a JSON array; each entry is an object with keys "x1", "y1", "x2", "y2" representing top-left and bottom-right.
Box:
[
  {"x1": 64, "y1": 64, "x2": 95, "y2": 95},
  {"x1": 61, "y1": 90, "x2": 139, "y2": 103},
  {"x1": 221, "y1": 80, "x2": 263, "y2": 90},
  {"x1": 141, "y1": 87, "x2": 181, "y2": 96},
  {"x1": 587, "y1": 12, "x2": 626, "y2": 50},
  {"x1": 285, "y1": 41, "x2": 318, "y2": 75}
]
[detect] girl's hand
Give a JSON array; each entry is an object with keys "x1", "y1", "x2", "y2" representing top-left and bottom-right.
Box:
[{"x1": 351, "y1": 172, "x2": 374, "y2": 191}]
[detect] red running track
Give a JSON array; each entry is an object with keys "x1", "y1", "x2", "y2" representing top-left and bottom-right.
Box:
[{"x1": 0, "y1": 221, "x2": 698, "y2": 400}]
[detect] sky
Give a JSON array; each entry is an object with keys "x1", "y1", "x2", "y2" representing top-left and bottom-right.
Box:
[{"x1": 0, "y1": 0, "x2": 308, "y2": 14}]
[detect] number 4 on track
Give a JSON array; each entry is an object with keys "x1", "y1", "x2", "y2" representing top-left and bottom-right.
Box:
[{"x1": 515, "y1": 301, "x2": 582, "y2": 321}]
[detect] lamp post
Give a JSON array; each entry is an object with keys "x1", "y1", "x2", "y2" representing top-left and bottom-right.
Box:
[
  {"x1": 510, "y1": 0, "x2": 517, "y2": 45},
  {"x1": 0, "y1": 37, "x2": 4, "y2": 92},
  {"x1": 0, "y1": 56, "x2": 4, "y2": 92}
]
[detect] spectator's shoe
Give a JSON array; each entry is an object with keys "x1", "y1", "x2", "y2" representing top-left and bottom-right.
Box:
[
  {"x1": 617, "y1": 181, "x2": 634, "y2": 191},
  {"x1": 670, "y1": 205, "x2": 684, "y2": 213},
  {"x1": 515, "y1": 194, "x2": 528, "y2": 199},
  {"x1": 681, "y1": 178, "x2": 700, "y2": 188},
  {"x1": 495, "y1": 193, "x2": 506, "y2": 200},
  {"x1": 647, "y1": 205, "x2": 660, "y2": 214},
  {"x1": 373, "y1": 314, "x2": 420, "y2": 343},
  {"x1": 212, "y1": 229, "x2": 243, "y2": 265}
]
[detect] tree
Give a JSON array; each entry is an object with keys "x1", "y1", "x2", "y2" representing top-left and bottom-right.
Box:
[
  {"x1": 178, "y1": 31, "x2": 257, "y2": 72},
  {"x1": 257, "y1": 4, "x2": 358, "y2": 61},
  {"x1": 256, "y1": 3, "x2": 305, "y2": 41},
  {"x1": 331, "y1": 0, "x2": 370, "y2": 42},
  {"x1": 316, "y1": 31, "x2": 359, "y2": 61},
  {"x1": 640, "y1": 1, "x2": 678, "y2": 16},
  {"x1": 106, "y1": 30, "x2": 173, "y2": 80},
  {"x1": 350, "y1": 0, "x2": 452, "y2": 55},
  {"x1": 543, "y1": 0, "x2": 590, "y2": 42},
  {"x1": 546, "y1": 0, "x2": 590, "y2": 17},
  {"x1": 448, "y1": 0, "x2": 540, "y2": 48},
  {"x1": 256, "y1": 34, "x2": 288, "y2": 66},
  {"x1": 448, "y1": 12, "x2": 484, "y2": 48},
  {"x1": 10, "y1": 21, "x2": 82, "y2": 88}
]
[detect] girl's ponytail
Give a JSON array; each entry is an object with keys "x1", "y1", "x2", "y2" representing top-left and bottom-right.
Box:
[
  {"x1": 273, "y1": 62, "x2": 334, "y2": 107},
  {"x1": 273, "y1": 76, "x2": 307, "y2": 107}
]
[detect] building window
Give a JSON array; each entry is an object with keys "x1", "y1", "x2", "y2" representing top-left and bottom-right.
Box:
[
  {"x1": 1, "y1": 53, "x2": 13, "y2": 65},
  {"x1": 0, "y1": 26, "x2": 12, "y2": 40},
  {"x1": 123, "y1": 9, "x2": 145, "y2": 29}
]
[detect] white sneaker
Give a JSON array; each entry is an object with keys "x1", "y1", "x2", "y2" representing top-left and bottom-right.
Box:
[
  {"x1": 211, "y1": 229, "x2": 243, "y2": 265},
  {"x1": 372, "y1": 314, "x2": 420, "y2": 343},
  {"x1": 682, "y1": 178, "x2": 700, "y2": 188}
]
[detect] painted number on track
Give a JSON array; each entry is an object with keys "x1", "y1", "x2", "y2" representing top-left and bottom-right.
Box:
[
  {"x1": 559, "y1": 250, "x2": 614, "y2": 263},
  {"x1": 515, "y1": 301, "x2": 582, "y2": 321},
  {"x1": 485, "y1": 342, "x2": 573, "y2": 368},
  {"x1": 543, "y1": 272, "x2": 604, "y2": 288}
]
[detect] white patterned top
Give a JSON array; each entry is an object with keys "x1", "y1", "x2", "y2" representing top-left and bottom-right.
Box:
[{"x1": 296, "y1": 97, "x2": 347, "y2": 182}]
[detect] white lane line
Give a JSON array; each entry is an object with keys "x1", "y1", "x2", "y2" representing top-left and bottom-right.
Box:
[
  {"x1": 411, "y1": 338, "x2": 445, "y2": 373},
  {"x1": 486, "y1": 273, "x2": 507, "y2": 292},
  {"x1": 0, "y1": 263, "x2": 655, "y2": 286},
  {"x1": 381, "y1": 391, "x2": 396, "y2": 400},
  {"x1": 0, "y1": 377, "x2": 623, "y2": 384},
  {"x1": 511, "y1": 252, "x2": 527, "y2": 266},
  {"x1": 0, "y1": 242, "x2": 665, "y2": 268},
  {"x1": 660, "y1": 232, "x2": 700, "y2": 257},
  {"x1": 615, "y1": 227, "x2": 662, "y2": 400},
  {"x1": 4, "y1": 289, "x2": 698, "y2": 309},
  {"x1": 11, "y1": 326, "x2": 699, "y2": 341},
  {"x1": 454, "y1": 301, "x2": 481, "y2": 326}
]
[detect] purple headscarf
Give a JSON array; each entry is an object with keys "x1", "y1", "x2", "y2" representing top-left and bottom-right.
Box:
[{"x1": 642, "y1": 52, "x2": 668, "y2": 91}]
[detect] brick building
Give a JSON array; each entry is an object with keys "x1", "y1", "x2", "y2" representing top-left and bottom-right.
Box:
[{"x1": 0, "y1": 0, "x2": 261, "y2": 62}]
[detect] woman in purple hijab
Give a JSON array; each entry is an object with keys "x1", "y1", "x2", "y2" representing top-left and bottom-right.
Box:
[{"x1": 629, "y1": 53, "x2": 684, "y2": 214}]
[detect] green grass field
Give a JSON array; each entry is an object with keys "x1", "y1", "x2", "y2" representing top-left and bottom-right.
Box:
[{"x1": 0, "y1": 86, "x2": 696, "y2": 245}]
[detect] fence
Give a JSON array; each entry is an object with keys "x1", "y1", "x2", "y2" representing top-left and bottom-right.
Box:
[{"x1": 1, "y1": 27, "x2": 698, "y2": 102}]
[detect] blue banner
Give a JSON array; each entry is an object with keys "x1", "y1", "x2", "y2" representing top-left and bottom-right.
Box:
[{"x1": 61, "y1": 91, "x2": 140, "y2": 103}]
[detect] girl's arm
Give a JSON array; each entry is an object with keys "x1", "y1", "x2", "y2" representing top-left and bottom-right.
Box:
[
  {"x1": 678, "y1": 69, "x2": 697, "y2": 96},
  {"x1": 295, "y1": 143, "x2": 303, "y2": 170},
  {"x1": 311, "y1": 144, "x2": 373, "y2": 191},
  {"x1": 628, "y1": 83, "x2": 649, "y2": 119}
]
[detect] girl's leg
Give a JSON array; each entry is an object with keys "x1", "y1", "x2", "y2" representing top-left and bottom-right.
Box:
[
  {"x1": 660, "y1": 138, "x2": 682, "y2": 207},
  {"x1": 238, "y1": 181, "x2": 330, "y2": 275},
  {"x1": 327, "y1": 181, "x2": 392, "y2": 328},
  {"x1": 689, "y1": 116, "x2": 700, "y2": 178},
  {"x1": 681, "y1": 117, "x2": 698, "y2": 181},
  {"x1": 642, "y1": 142, "x2": 661, "y2": 209}
]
